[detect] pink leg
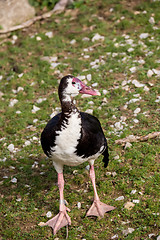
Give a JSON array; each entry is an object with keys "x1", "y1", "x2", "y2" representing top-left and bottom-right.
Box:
[
  {"x1": 86, "y1": 165, "x2": 115, "y2": 217},
  {"x1": 43, "y1": 173, "x2": 71, "y2": 235}
]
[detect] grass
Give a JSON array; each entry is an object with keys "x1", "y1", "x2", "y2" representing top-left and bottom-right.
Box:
[{"x1": 0, "y1": 0, "x2": 160, "y2": 239}]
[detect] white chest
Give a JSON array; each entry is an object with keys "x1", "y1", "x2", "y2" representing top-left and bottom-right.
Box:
[{"x1": 51, "y1": 111, "x2": 81, "y2": 158}]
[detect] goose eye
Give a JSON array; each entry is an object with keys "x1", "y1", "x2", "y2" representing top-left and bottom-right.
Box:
[{"x1": 72, "y1": 81, "x2": 76, "y2": 85}]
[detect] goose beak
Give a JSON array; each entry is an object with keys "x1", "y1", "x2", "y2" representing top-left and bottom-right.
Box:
[
  {"x1": 73, "y1": 77, "x2": 101, "y2": 96},
  {"x1": 79, "y1": 85, "x2": 100, "y2": 96}
]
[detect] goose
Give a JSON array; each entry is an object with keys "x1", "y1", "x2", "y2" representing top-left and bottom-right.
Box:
[{"x1": 40, "y1": 75, "x2": 115, "y2": 235}]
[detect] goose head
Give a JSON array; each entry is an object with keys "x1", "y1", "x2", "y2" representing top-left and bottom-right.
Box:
[{"x1": 59, "y1": 75, "x2": 99, "y2": 102}]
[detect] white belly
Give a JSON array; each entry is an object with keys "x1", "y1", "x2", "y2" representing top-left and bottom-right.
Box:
[{"x1": 49, "y1": 111, "x2": 101, "y2": 172}]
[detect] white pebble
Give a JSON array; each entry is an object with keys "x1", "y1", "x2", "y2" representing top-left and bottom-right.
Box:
[
  {"x1": 77, "y1": 202, "x2": 81, "y2": 209},
  {"x1": 134, "y1": 107, "x2": 141, "y2": 115},
  {"x1": 133, "y1": 119, "x2": 139, "y2": 123},
  {"x1": 32, "y1": 136, "x2": 38, "y2": 141},
  {"x1": 86, "y1": 74, "x2": 92, "y2": 81},
  {"x1": 139, "y1": 33, "x2": 149, "y2": 39},
  {"x1": 115, "y1": 122, "x2": 123, "y2": 130},
  {"x1": 18, "y1": 73, "x2": 24, "y2": 78},
  {"x1": 102, "y1": 89, "x2": 108, "y2": 95},
  {"x1": 16, "y1": 198, "x2": 22, "y2": 202},
  {"x1": 92, "y1": 33, "x2": 105, "y2": 42},
  {"x1": 77, "y1": 75, "x2": 85, "y2": 80},
  {"x1": 82, "y1": 37, "x2": 90, "y2": 41},
  {"x1": 8, "y1": 144, "x2": 14, "y2": 152},
  {"x1": 9, "y1": 99, "x2": 18, "y2": 107},
  {"x1": 33, "y1": 119, "x2": 38, "y2": 123},
  {"x1": 132, "y1": 79, "x2": 145, "y2": 88},
  {"x1": 46, "y1": 211, "x2": 52, "y2": 218},
  {"x1": 85, "y1": 109, "x2": 93, "y2": 114},
  {"x1": 32, "y1": 105, "x2": 40, "y2": 113},
  {"x1": 129, "y1": 66, "x2": 137, "y2": 73},
  {"x1": 16, "y1": 110, "x2": 22, "y2": 114},
  {"x1": 132, "y1": 199, "x2": 140, "y2": 203},
  {"x1": 131, "y1": 189, "x2": 137, "y2": 194},
  {"x1": 124, "y1": 142, "x2": 132, "y2": 149},
  {"x1": 24, "y1": 140, "x2": 31, "y2": 146},
  {"x1": 144, "y1": 86, "x2": 150, "y2": 92},
  {"x1": 147, "y1": 69, "x2": 154, "y2": 77},
  {"x1": 115, "y1": 196, "x2": 124, "y2": 201},
  {"x1": 111, "y1": 234, "x2": 119, "y2": 239},
  {"x1": 112, "y1": 172, "x2": 117, "y2": 177},
  {"x1": 92, "y1": 82, "x2": 98, "y2": 87},
  {"x1": 45, "y1": 31, "x2": 53, "y2": 38},
  {"x1": 149, "y1": 17, "x2": 155, "y2": 25},
  {"x1": 70, "y1": 39, "x2": 76, "y2": 45},
  {"x1": 17, "y1": 86, "x2": 24, "y2": 92},
  {"x1": 122, "y1": 228, "x2": 135, "y2": 236},
  {"x1": 128, "y1": 47, "x2": 134, "y2": 52},
  {"x1": 36, "y1": 36, "x2": 41, "y2": 41},
  {"x1": 36, "y1": 98, "x2": 47, "y2": 104},
  {"x1": 11, "y1": 177, "x2": 17, "y2": 183}
]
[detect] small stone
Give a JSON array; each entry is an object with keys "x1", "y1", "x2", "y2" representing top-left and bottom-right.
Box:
[
  {"x1": 111, "y1": 234, "x2": 119, "y2": 239},
  {"x1": 124, "y1": 202, "x2": 135, "y2": 210},
  {"x1": 77, "y1": 202, "x2": 81, "y2": 209},
  {"x1": 115, "y1": 122, "x2": 123, "y2": 130},
  {"x1": 36, "y1": 98, "x2": 47, "y2": 104},
  {"x1": 86, "y1": 74, "x2": 92, "y2": 81},
  {"x1": 144, "y1": 86, "x2": 150, "y2": 92},
  {"x1": 124, "y1": 142, "x2": 132, "y2": 149},
  {"x1": 82, "y1": 37, "x2": 90, "y2": 41},
  {"x1": 85, "y1": 165, "x2": 90, "y2": 171},
  {"x1": 24, "y1": 140, "x2": 31, "y2": 146},
  {"x1": 147, "y1": 69, "x2": 154, "y2": 77},
  {"x1": 85, "y1": 109, "x2": 93, "y2": 114},
  {"x1": 32, "y1": 105, "x2": 40, "y2": 113},
  {"x1": 129, "y1": 67, "x2": 137, "y2": 73},
  {"x1": 114, "y1": 155, "x2": 119, "y2": 160},
  {"x1": 149, "y1": 17, "x2": 155, "y2": 25},
  {"x1": 73, "y1": 170, "x2": 78, "y2": 175},
  {"x1": 122, "y1": 228, "x2": 135, "y2": 236},
  {"x1": 32, "y1": 137, "x2": 38, "y2": 141},
  {"x1": 45, "y1": 31, "x2": 53, "y2": 38},
  {"x1": 102, "y1": 89, "x2": 108, "y2": 95},
  {"x1": 8, "y1": 144, "x2": 14, "y2": 152},
  {"x1": 139, "y1": 33, "x2": 149, "y2": 39},
  {"x1": 9, "y1": 99, "x2": 18, "y2": 107},
  {"x1": 134, "y1": 107, "x2": 141, "y2": 115},
  {"x1": 128, "y1": 47, "x2": 134, "y2": 52},
  {"x1": 111, "y1": 172, "x2": 117, "y2": 177},
  {"x1": 70, "y1": 39, "x2": 76, "y2": 45},
  {"x1": 46, "y1": 211, "x2": 52, "y2": 218},
  {"x1": 36, "y1": 36, "x2": 41, "y2": 41},
  {"x1": 115, "y1": 196, "x2": 124, "y2": 201},
  {"x1": 131, "y1": 189, "x2": 137, "y2": 194},
  {"x1": 132, "y1": 199, "x2": 140, "y2": 203},
  {"x1": 11, "y1": 177, "x2": 17, "y2": 183},
  {"x1": 133, "y1": 119, "x2": 139, "y2": 123},
  {"x1": 16, "y1": 198, "x2": 22, "y2": 202},
  {"x1": 92, "y1": 33, "x2": 105, "y2": 42},
  {"x1": 132, "y1": 79, "x2": 145, "y2": 88},
  {"x1": 92, "y1": 82, "x2": 98, "y2": 87}
]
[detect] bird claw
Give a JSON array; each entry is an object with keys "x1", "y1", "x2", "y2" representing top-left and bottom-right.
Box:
[
  {"x1": 43, "y1": 209, "x2": 71, "y2": 235},
  {"x1": 86, "y1": 200, "x2": 115, "y2": 217}
]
